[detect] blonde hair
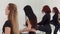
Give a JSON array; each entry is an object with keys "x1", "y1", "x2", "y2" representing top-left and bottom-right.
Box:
[{"x1": 8, "y1": 3, "x2": 19, "y2": 34}]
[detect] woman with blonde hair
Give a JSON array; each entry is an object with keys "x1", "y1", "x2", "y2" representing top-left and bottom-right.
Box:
[{"x1": 2, "y1": 3, "x2": 19, "y2": 34}]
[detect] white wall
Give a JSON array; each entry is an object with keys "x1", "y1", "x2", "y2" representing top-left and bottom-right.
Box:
[{"x1": 0, "y1": 0, "x2": 60, "y2": 34}]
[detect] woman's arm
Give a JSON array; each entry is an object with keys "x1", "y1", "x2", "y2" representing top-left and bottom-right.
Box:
[
  {"x1": 20, "y1": 27, "x2": 29, "y2": 32},
  {"x1": 20, "y1": 19, "x2": 36, "y2": 33},
  {"x1": 20, "y1": 19, "x2": 31, "y2": 33},
  {"x1": 27, "y1": 19, "x2": 31, "y2": 30},
  {"x1": 5, "y1": 27, "x2": 11, "y2": 34}
]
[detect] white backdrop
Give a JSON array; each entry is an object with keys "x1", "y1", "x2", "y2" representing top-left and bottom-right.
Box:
[{"x1": 0, "y1": 0, "x2": 60, "y2": 34}]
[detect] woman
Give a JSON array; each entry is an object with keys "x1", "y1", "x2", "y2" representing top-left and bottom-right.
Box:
[
  {"x1": 37, "y1": 5, "x2": 52, "y2": 34},
  {"x1": 2, "y1": 3, "x2": 19, "y2": 34},
  {"x1": 51, "y1": 7, "x2": 60, "y2": 34},
  {"x1": 20, "y1": 5, "x2": 37, "y2": 34}
]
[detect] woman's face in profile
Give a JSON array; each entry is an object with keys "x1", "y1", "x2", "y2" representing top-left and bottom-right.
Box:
[
  {"x1": 52, "y1": 9, "x2": 55, "y2": 14},
  {"x1": 42, "y1": 11, "x2": 45, "y2": 15},
  {"x1": 5, "y1": 5, "x2": 10, "y2": 15}
]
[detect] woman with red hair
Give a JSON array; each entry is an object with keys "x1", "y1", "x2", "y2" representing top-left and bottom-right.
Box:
[{"x1": 37, "y1": 5, "x2": 52, "y2": 34}]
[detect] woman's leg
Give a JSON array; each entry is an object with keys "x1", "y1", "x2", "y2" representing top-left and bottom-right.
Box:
[
  {"x1": 46, "y1": 31, "x2": 51, "y2": 34},
  {"x1": 36, "y1": 25, "x2": 46, "y2": 32},
  {"x1": 46, "y1": 29, "x2": 51, "y2": 34},
  {"x1": 54, "y1": 26, "x2": 59, "y2": 34},
  {"x1": 45, "y1": 25, "x2": 52, "y2": 34},
  {"x1": 37, "y1": 25, "x2": 52, "y2": 34},
  {"x1": 29, "y1": 31, "x2": 36, "y2": 34}
]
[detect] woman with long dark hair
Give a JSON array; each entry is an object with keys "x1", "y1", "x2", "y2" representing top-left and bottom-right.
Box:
[
  {"x1": 20, "y1": 5, "x2": 37, "y2": 34},
  {"x1": 51, "y1": 7, "x2": 60, "y2": 34},
  {"x1": 2, "y1": 3, "x2": 19, "y2": 34},
  {"x1": 37, "y1": 5, "x2": 52, "y2": 34}
]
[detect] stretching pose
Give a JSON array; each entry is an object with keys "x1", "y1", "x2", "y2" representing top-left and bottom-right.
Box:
[
  {"x1": 20, "y1": 5, "x2": 37, "y2": 34},
  {"x1": 51, "y1": 7, "x2": 60, "y2": 34},
  {"x1": 37, "y1": 5, "x2": 52, "y2": 34}
]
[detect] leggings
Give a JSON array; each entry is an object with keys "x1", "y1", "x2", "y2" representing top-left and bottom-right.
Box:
[
  {"x1": 54, "y1": 25, "x2": 60, "y2": 34},
  {"x1": 29, "y1": 31, "x2": 36, "y2": 34},
  {"x1": 36, "y1": 24, "x2": 52, "y2": 34}
]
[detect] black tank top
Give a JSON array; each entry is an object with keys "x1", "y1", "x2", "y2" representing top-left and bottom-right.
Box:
[{"x1": 2, "y1": 20, "x2": 13, "y2": 34}]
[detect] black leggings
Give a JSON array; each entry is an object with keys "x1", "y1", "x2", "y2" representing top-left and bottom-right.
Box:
[
  {"x1": 54, "y1": 25, "x2": 60, "y2": 34},
  {"x1": 36, "y1": 25, "x2": 52, "y2": 34},
  {"x1": 29, "y1": 31, "x2": 36, "y2": 34},
  {"x1": 20, "y1": 32, "x2": 36, "y2": 34}
]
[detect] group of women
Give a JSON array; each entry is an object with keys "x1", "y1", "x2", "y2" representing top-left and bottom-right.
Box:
[{"x1": 2, "y1": 3, "x2": 60, "y2": 34}]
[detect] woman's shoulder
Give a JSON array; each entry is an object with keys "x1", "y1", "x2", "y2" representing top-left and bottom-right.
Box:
[
  {"x1": 4, "y1": 20, "x2": 12, "y2": 27},
  {"x1": 2, "y1": 20, "x2": 12, "y2": 33}
]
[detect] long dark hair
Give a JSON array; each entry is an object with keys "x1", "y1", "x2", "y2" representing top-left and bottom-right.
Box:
[
  {"x1": 53, "y1": 7, "x2": 59, "y2": 13},
  {"x1": 24, "y1": 5, "x2": 37, "y2": 28}
]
